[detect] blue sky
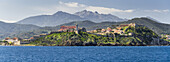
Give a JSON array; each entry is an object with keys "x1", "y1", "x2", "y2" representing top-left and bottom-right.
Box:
[{"x1": 0, "y1": 0, "x2": 170, "y2": 24}]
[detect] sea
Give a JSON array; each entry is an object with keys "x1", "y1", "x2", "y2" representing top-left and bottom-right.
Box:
[{"x1": 0, "y1": 46, "x2": 170, "y2": 62}]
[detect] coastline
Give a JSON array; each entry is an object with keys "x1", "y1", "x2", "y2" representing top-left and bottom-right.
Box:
[{"x1": 0, "y1": 44, "x2": 169, "y2": 46}]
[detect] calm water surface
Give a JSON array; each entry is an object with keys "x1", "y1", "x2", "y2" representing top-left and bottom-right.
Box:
[{"x1": 0, "y1": 46, "x2": 170, "y2": 62}]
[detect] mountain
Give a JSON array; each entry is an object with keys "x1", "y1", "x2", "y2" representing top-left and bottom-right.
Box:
[
  {"x1": 145, "y1": 16, "x2": 161, "y2": 23},
  {"x1": 7, "y1": 17, "x2": 170, "y2": 40},
  {"x1": 46, "y1": 17, "x2": 170, "y2": 34},
  {"x1": 17, "y1": 11, "x2": 84, "y2": 27},
  {"x1": 16, "y1": 10, "x2": 126, "y2": 27},
  {"x1": 74, "y1": 10, "x2": 126, "y2": 22},
  {"x1": 122, "y1": 17, "x2": 170, "y2": 34},
  {"x1": 0, "y1": 21, "x2": 40, "y2": 39}
]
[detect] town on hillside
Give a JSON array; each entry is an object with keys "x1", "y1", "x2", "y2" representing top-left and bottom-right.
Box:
[{"x1": 0, "y1": 23, "x2": 170, "y2": 46}]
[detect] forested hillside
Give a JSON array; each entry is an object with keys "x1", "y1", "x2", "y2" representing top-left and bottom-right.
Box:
[
  {"x1": 2, "y1": 17, "x2": 170, "y2": 40},
  {"x1": 31, "y1": 26, "x2": 168, "y2": 46},
  {"x1": 0, "y1": 21, "x2": 40, "y2": 39}
]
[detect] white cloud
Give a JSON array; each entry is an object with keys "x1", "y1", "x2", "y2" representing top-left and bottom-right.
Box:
[
  {"x1": 86, "y1": 6, "x2": 133, "y2": 14},
  {"x1": 59, "y1": 1, "x2": 85, "y2": 8},
  {"x1": 35, "y1": 1, "x2": 134, "y2": 14},
  {"x1": 31, "y1": 1, "x2": 170, "y2": 24},
  {"x1": 144, "y1": 9, "x2": 170, "y2": 13},
  {"x1": 0, "y1": 19, "x2": 17, "y2": 23},
  {"x1": 153, "y1": 10, "x2": 169, "y2": 12}
]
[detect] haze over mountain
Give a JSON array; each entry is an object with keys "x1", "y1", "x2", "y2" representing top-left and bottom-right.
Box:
[
  {"x1": 0, "y1": 21, "x2": 40, "y2": 39},
  {"x1": 58, "y1": 17, "x2": 170, "y2": 34},
  {"x1": 0, "y1": 17, "x2": 170, "y2": 40},
  {"x1": 74, "y1": 10, "x2": 126, "y2": 22},
  {"x1": 145, "y1": 16, "x2": 161, "y2": 23},
  {"x1": 17, "y1": 10, "x2": 127, "y2": 27},
  {"x1": 17, "y1": 11, "x2": 84, "y2": 27},
  {"x1": 34, "y1": 17, "x2": 169, "y2": 35},
  {"x1": 0, "y1": 21, "x2": 40, "y2": 33}
]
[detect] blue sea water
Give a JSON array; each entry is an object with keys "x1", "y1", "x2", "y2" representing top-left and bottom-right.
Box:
[{"x1": 0, "y1": 46, "x2": 170, "y2": 62}]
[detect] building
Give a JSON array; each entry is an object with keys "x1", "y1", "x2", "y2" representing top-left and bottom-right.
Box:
[
  {"x1": 166, "y1": 35, "x2": 170, "y2": 40},
  {"x1": 58, "y1": 24, "x2": 85, "y2": 34},
  {"x1": 106, "y1": 27, "x2": 112, "y2": 32},
  {"x1": 114, "y1": 30, "x2": 124, "y2": 34},
  {"x1": 101, "y1": 29, "x2": 106, "y2": 32},
  {"x1": 92, "y1": 30, "x2": 97, "y2": 33},
  {"x1": 119, "y1": 23, "x2": 136, "y2": 27},
  {"x1": 116, "y1": 27, "x2": 122, "y2": 30},
  {"x1": 75, "y1": 24, "x2": 79, "y2": 34},
  {"x1": 3, "y1": 37, "x2": 20, "y2": 45},
  {"x1": 129, "y1": 23, "x2": 136, "y2": 27},
  {"x1": 58, "y1": 25, "x2": 76, "y2": 32}
]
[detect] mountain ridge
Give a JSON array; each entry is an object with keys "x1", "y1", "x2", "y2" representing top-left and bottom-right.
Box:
[
  {"x1": 16, "y1": 10, "x2": 127, "y2": 27},
  {"x1": 0, "y1": 21, "x2": 41, "y2": 39},
  {"x1": 53, "y1": 17, "x2": 170, "y2": 34},
  {"x1": 1, "y1": 17, "x2": 170, "y2": 40},
  {"x1": 74, "y1": 10, "x2": 126, "y2": 22}
]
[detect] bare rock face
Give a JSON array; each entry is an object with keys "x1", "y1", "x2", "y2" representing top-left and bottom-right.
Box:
[{"x1": 74, "y1": 10, "x2": 127, "y2": 23}]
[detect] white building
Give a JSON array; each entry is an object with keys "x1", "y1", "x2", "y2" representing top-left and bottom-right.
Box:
[
  {"x1": 3, "y1": 37, "x2": 20, "y2": 45},
  {"x1": 166, "y1": 35, "x2": 170, "y2": 40}
]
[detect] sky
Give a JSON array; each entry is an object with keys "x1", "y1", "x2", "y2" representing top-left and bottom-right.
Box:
[{"x1": 0, "y1": 0, "x2": 170, "y2": 24}]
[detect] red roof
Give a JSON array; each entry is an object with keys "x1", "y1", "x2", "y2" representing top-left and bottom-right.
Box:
[
  {"x1": 5, "y1": 37, "x2": 10, "y2": 40},
  {"x1": 30, "y1": 37, "x2": 34, "y2": 39},
  {"x1": 60, "y1": 25, "x2": 76, "y2": 31},
  {"x1": 120, "y1": 25, "x2": 129, "y2": 27},
  {"x1": 13, "y1": 37, "x2": 18, "y2": 40},
  {"x1": 5, "y1": 37, "x2": 18, "y2": 40}
]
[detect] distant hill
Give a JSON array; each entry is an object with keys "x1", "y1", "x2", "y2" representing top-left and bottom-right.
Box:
[
  {"x1": 122, "y1": 17, "x2": 170, "y2": 34},
  {"x1": 16, "y1": 10, "x2": 127, "y2": 27},
  {"x1": 0, "y1": 21, "x2": 40, "y2": 39},
  {"x1": 4, "y1": 17, "x2": 170, "y2": 39},
  {"x1": 45, "y1": 17, "x2": 170, "y2": 34},
  {"x1": 145, "y1": 16, "x2": 161, "y2": 23}
]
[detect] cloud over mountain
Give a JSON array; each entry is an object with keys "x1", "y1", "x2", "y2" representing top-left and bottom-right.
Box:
[
  {"x1": 16, "y1": 10, "x2": 127, "y2": 27},
  {"x1": 0, "y1": 1, "x2": 170, "y2": 24},
  {"x1": 0, "y1": 19, "x2": 17, "y2": 23},
  {"x1": 36, "y1": 1, "x2": 134, "y2": 15}
]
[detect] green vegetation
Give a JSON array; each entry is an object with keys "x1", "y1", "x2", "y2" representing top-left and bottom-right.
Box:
[
  {"x1": 30, "y1": 25, "x2": 168, "y2": 46},
  {"x1": 0, "y1": 21, "x2": 40, "y2": 40},
  {"x1": 0, "y1": 41, "x2": 13, "y2": 45},
  {"x1": 31, "y1": 32, "x2": 115, "y2": 46},
  {"x1": 1, "y1": 17, "x2": 169, "y2": 46},
  {"x1": 2, "y1": 17, "x2": 170, "y2": 40},
  {"x1": 161, "y1": 34, "x2": 170, "y2": 42},
  {"x1": 126, "y1": 18, "x2": 170, "y2": 34}
]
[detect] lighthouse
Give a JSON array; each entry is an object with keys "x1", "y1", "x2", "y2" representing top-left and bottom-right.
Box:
[{"x1": 76, "y1": 24, "x2": 79, "y2": 34}]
